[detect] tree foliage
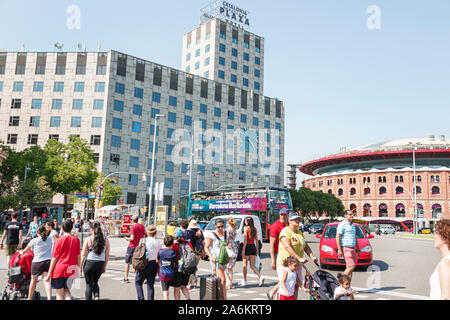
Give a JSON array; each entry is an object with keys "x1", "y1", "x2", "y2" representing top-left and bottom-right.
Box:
[{"x1": 290, "y1": 187, "x2": 345, "y2": 219}]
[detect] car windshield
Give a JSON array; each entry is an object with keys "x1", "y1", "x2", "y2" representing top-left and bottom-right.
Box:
[
  {"x1": 323, "y1": 225, "x2": 366, "y2": 239},
  {"x1": 312, "y1": 224, "x2": 323, "y2": 228},
  {"x1": 205, "y1": 217, "x2": 242, "y2": 231}
]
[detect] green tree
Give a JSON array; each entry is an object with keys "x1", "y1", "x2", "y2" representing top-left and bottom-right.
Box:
[
  {"x1": 290, "y1": 187, "x2": 344, "y2": 218},
  {"x1": 44, "y1": 136, "x2": 98, "y2": 214}
]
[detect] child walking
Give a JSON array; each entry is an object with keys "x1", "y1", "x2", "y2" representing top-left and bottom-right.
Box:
[
  {"x1": 156, "y1": 235, "x2": 177, "y2": 300},
  {"x1": 277, "y1": 256, "x2": 309, "y2": 300},
  {"x1": 334, "y1": 273, "x2": 354, "y2": 300}
]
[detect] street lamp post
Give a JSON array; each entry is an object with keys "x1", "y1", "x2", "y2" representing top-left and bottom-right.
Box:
[
  {"x1": 409, "y1": 142, "x2": 421, "y2": 235},
  {"x1": 24, "y1": 166, "x2": 31, "y2": 181},
  {"x1": 148, "y1": 114, "x2": 164, "y2": 227},
  {"x1": 187, "y1": 133, "x2": 194, "y2": 219}
]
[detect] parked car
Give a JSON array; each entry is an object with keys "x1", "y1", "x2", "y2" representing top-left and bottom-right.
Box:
[
  {"x1": 418, "y1": 227, "x2": 434, "y2": 234},
  {"x1": 379, "y1": 225, "x2": 396, "y2": 235},
  {"x1": 309, "y1": 223, "x2": 325, "y2": 234},
  {"x1": 316, "y1": 222, "x2": 374, "y2": 270},
  {"x1": 198, "y1": 221, "x2": 209, "y2": 231},
  {"x1": 302, "y1": 224, "x2": 312, "y2": 233},
  {"x1": 204, "y1": 215, "x2": 263, "y2": 261}
]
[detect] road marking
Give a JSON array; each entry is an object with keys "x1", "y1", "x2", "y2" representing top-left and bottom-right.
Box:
[{"x1": 352, "y1": 287, "x2": 429, "y2": 300}]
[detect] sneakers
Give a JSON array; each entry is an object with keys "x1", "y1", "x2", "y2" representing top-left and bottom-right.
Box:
[
  {"x1": 258, "y1": 276, "x2": 265, "y2": 287},
  {"x1": 120, "y1": 278, "x2": 129, "y2": 284},
  {"x1": 239, "y1": 280, "x2": 248, "y2": 287}
]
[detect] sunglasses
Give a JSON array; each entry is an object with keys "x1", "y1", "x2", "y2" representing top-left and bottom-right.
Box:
[{"x1": 216, "y1": 225, "x2": 224, "y2": 229}]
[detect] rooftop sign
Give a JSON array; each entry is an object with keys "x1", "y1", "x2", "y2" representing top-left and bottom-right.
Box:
[{"x1": 201, "y1": 0, "x2": 250, "y2": 30}]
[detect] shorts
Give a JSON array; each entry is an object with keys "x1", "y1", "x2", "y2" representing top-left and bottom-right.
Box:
[
  {"x1": 5, "y1": 245, "x2": 18, "y2": 256},
  {"x1": 244, "y1": 244, "x2": 257, "y2": 256},
  {"x1": 343, "y1": 247, "x2": 357, "y2": 267},
  {"x1": 277, "y1": 293, "x2": 295, "y2": 301},
  {"x1": 125, "y1": 247, "x2": 136, "y2": 265},
  {"x1": 51, "y1": 277, "x2": 71, "y2": 290},
  {"x1": 161, "y1": 281, "x2": 171, "y2": 292},
  {"x1": 171, "y1": 271, "x2": 190, "y2": 288},
  {"x1": 31, "y1": 260, "x2": 51, "y2": 276}
]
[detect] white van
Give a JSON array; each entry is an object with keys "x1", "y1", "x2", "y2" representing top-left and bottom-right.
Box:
[{"x1": 204, "y1": 215, "x2": 263, "y2": 261}]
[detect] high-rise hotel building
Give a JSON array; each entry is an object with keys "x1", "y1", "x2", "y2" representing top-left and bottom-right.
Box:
[{"x1": 0, "y1": 17, "x2": 285, "y2": 211}]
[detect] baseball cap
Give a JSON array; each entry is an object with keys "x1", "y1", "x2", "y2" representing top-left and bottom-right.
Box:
[
  {"x1": 174, "y1": 228, "x2": 184, "y2": 238},
  {"x1": 279, "y1": 208, "x2": 291, "y2": 215},
  {"x1": 288, "y1": 213, "x2": 301, "y2": 220}
]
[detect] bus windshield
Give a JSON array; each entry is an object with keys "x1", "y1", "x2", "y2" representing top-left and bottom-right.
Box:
[{"x1": 268, "y1": 189, "x2": 292, "y2": 209}]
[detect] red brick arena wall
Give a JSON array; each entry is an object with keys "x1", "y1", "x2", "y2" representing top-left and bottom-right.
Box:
[{"x1": 303, "y1": 170, "x2": 449, "y2": 220}]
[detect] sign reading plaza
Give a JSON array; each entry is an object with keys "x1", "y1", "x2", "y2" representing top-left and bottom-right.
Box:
[{"x1": 201, "y1": 0, "x2": 250, "y2": 30}]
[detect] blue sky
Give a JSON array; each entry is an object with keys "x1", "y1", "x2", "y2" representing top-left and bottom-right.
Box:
[{"x1": 1, "y1": 0, "x2": 449, "y2": 181}]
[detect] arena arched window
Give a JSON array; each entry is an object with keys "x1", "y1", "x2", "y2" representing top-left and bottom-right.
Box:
[
  {"x1": 379, "y1": 186, "x2": 387, "y2": 195},
  {"x1": 395, "y1": 204, "x2": 406, "y2": 218},
  {"x1": 432, "y1": 204, "x2": 442, "y2": 219},
  {"x1": 417, "y1": 204, "x2": 424, "y2": 218},
  {"x1": 395, "y1": 186, "x2": 404, "y2": 194},
  {"x1": 395, "y1": 176, "x2": 399, "y2": 183},
  {"x1": 363, "y1": 204, "x2": 371, "y2": 217},
  {"x1": 379, "y1": 203, "x2": 388, "y2": 217},
  {"x1": 383, "y1": 176, "x2": 387, "y2": 183},
  {"x1": 328, "y1": 189, "x2": 332, "y2": 194},
  {"x1": 338, "y1": 188, "x2": 343, "y2": 196},
  {"x1": 436, "y1": 175, "x2": 440, "y2": 182},
  {"x1": 431, "y1": 175, "x2": 435, "y2": 183},
  {"x1": 378, "y1": 176, "x2": 382, "y2": 183},
  {"x1": 364, "y1": 188, "x2": 370, "y2": 195},
  {"x1": 431, "y1": 186, "x2": 440, "y2": 195},
  {"x1": 415, "y1": 186, "x2": 422, "y2": 194},
  {"x1": 349, "y1": 204, "x2": 357, "y2": 214},
  {"x1": 350, "y1": 188, "x2": 356, "y2": 196}
]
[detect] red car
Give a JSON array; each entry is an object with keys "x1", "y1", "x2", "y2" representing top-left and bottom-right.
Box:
[{"x1": 315, "y1": 222, "x2": 374, "y2": 270}]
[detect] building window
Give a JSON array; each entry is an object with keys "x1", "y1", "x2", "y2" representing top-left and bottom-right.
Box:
[
  {"x1": 130, "y1": 139, "x2": 140, "y2": 151},
  {"x1": 71, "y1": 117, "x2": 82, "y2": 128},
  {"x1": 185, "y1": 100, "x2": 193, "y2": 110},
  {"x1": 133, "y1": 104, "x2": 142, "y2": 116},
  {"x1": 115, "y1": 82, "x2": 125, "y2": 94},
  {"x1": 169, "y1": 96, "x2": 178, "y2": 107},
  {"x1": 50, "y1": 116, "x2": 61, "y2": 127},
  {"x1": 90, "y1": 135, "x2": 101, "y2": 146},
  {"x1": 218, "y1": 70, "x2": 225, "y2": 79},
  {"x1": 214, "y1": 107, "x2": 221, "y2": 117},
  {"x1": 232, "y1": 48, "x2": 238, "y2": 57},
  {"x1": 91, "y1": 117, "x2": 102, "y2": 128},
  {"x1": 112, "y1": 118, "x2": 123, "y2": 129},
  {"x1": 231, "y1": 74, "x2": 237, "y2": 83},
  {"x1": 255, "y1": 57, "x2": 261, "y2": 65},
  {"x1": 48, "y1": 134, "x2": 59, "y2": 141},
  {"x1": 9, "y1": 116, "x2": 20, "y2": 126},
  {"x1": 31, "y1": 99, "x2": 42, "y2": 109},
  {"x1": 168, "y1": 112, "x2": 177, "y2": 123},
  {"x1": 379, "y1": 186, "x2": 387, "y2": 195},
  {"x1": 134, "y1": 87, "x2": 144, "y2": 99},
  {"x1": 74, "y1": 82, "x2": 85, "y2": 92},
  {"x1": 114, "y1": 100, "x2": 124, "y2": 112},
  {"x1": 244, "y1": 53, "x2": 249, "y2": 61},
  {"x1": 111, "y1": 136, "x2": 122, "y2": 147},
  {"x1": 350, "y1": 188, "x2": 356, "y2": 196},
  {"x1": 228, "y1": 111, "x2": 235, "y2": 120},
  {"x1": 432, "y1": 186, "x2": 440, "y2": 195},
  {"x1": 240, "y1": 114, "x2": 247, "y2": 123},
  {"x1": 53, "y1": 82, "x2": 64, "y2": 92},
  {"x1": 72, "y1": 99, "x2": 83, "y2": 110},
  {"x1": 27, "y1": 134, "x2": 38, "y2": 145},
  {"x1": 131, "y1": 121, "x2": 142, "y2": 133},
  {"x1": 200, "y1": 104, "x2": 207, "y2": 114},
  {"x1": 33, "y1": 81, "x2": 44, "y2": 92},
  {"x1": 29, "y1": 116, "x2": 40, "y2": 127},
  {"x1": 129, "y1": 156, "x2": 139, "y2": 168},
  {"x1": 152, "y1": 92, "x2": 161, "y2": 103},
  {"x1": 184, "y1": 115, "x2": 192, "y2": 126},
  {"x1": 164, "y1": 178, "x2": 173, "y2": 189},
  {"x1": 395, "y1": 186, "x2": 404, "y2": 194},
  {"x1": 151, "y1": 108, "x2": 161, "y2": 119},
  {"x1": 93, "y1": 99, "x2": 104, "y2": 110},
  {"x1": 128, "y1": 174, "x2": 138, "y2": 186}
]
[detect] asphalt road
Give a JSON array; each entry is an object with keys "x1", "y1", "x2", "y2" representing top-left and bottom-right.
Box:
[{"x1": 0, "y1": 232, "x2": 440, "y2": 300}]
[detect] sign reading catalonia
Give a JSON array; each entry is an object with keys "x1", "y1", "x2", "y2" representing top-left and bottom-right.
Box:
[{"x1": 201, "y1": 0, "x2": 250, "y2": 30}]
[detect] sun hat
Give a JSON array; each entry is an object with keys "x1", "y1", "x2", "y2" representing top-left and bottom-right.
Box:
[
  {"x1": 288, "y1": 213, "x2": 301, "y2": 220},
  {"x1": 147, "y1": 225, "x2": 157, "y2": 234},
  {"x1": 174, "y1": 227, "x2": 184, "y2": 238},
  {"x1": 188, "y1": 219, "x2": 200, "y2": 230},
  {"x1": 279, "y1": 208, "x2": 291, "y2": 215}
]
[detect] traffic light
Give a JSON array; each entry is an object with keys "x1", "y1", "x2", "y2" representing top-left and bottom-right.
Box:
[{"x1": 173, "y1": 206, "x2": 178, "y2": 214}]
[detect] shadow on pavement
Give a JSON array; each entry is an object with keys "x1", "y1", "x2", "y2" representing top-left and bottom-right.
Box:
[{"x1": 372, "y1": 260, "x2": 389, "y2": 272}]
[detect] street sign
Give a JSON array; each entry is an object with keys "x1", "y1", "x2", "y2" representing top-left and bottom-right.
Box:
[{"x1": 99, "y1": 184, "x2": 104, "y2": 190}]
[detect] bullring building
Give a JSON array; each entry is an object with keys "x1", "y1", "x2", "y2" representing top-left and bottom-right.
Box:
[
  {"x1": 0, "y1": 15, "x2": 285, "y2": 213},
  {"x1": 300, "y1": 137, "x2": 449, "y2": 230}
]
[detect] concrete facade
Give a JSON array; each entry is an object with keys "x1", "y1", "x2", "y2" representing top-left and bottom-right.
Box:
[{"x1": 0, "y1": 19, "x2": 284, "y2": 211}]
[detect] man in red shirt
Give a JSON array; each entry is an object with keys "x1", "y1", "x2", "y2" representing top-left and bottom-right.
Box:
[
  {"x1": 267, "y1": 208, "x2": 290, "y2": 300},
  {"x1": 122, "y1": 215, "x2": 146, "y2": 283},
  {"x1": 45, "y1": 219, "x2": 81, "y2": 300}
]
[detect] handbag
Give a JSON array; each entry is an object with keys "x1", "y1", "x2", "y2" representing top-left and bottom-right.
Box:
[
  {"x1": 9, "y1": 256, "x2": 24, "y2": 284},
  {"x1": 254, "y1": 255, "x2": 262, "y2": 272},
  {"x1": 226, "y1": 246, "x2": 236, "y2": 259}
]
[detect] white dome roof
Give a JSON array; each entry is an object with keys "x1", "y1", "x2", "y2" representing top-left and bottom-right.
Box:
[{"x1": 350, "y1": 136, "x2": 449, "y2": 152}]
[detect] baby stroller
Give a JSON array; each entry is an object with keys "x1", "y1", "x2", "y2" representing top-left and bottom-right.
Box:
[
  {"x1": 303, "y1": 262, "x2": 339, "y2": 300},
  {"x1": 1, "y1": 251, "x2": 40, "y2": 300}
]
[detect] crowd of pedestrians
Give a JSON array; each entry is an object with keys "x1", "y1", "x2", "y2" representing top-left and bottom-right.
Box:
[{"x1": 1, "y1": 209, "x2": 450, "y2": 301}]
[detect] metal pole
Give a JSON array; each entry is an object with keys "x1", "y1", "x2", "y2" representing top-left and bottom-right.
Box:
[
  {"x1": 148, "y1": 115, "x2": 160, "y2": 227},
  {"x1": 412, "y1": 145, "x2": 418, "y2": 235},
  {"x1": 187, "y1": 133, "x2": 194, "y2": 219}
]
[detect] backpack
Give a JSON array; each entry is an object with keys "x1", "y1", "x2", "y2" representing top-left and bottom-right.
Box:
[
  {"x1": 194, "y1": 234, "x2": 205, "y2": 256},
  {"x1": 132, "y1": 240, "x2": 148, "y2": 271},
  {"x1": 213, "y1": 231, "x2": 230, "y2": 266},
  {"x1": 179, "y1": 242, "x2": 197, "y2": 275}
]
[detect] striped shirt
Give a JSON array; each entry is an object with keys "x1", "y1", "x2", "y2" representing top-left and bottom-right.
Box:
[{"x1": 336, "y1": 220, "x2": 356, "y2": 248}]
